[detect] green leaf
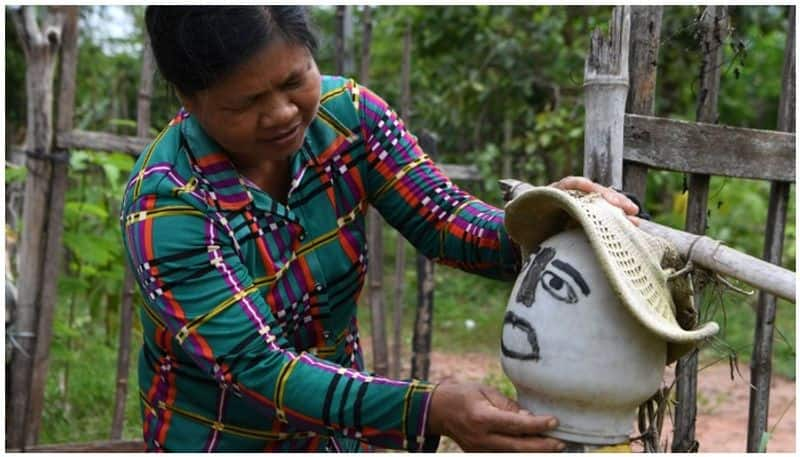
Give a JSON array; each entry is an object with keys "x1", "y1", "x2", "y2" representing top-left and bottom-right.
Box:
[
  {"x1": 4, "y1": 164, "x2": 27, "y2": 183},
  {"x1": 65, "y1": 201, "x2": 109, "y2": 221},
  {"x1": 63, "y1": 232, "x2": 115, "y2": 266}
]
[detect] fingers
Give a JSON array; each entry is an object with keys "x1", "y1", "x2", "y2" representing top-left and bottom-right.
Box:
[
  {"x1": 550, "y1": 176, "x2": 596, "y2": 193},
  {"x1": 484, "y1": 407, "x2": 559, "y2": 436},
  {"x1": 600, "y1": 187, "x2": 639, "y2": 216},
  {"x1": 478, "y1": 386, "x2": 558, "y2": 436},
  {"x1": 479, "y1": 385, "x2": 521, "y2": 413},
  {"x1": 551, "y1": 176, "x2": 639, "y2": 216},
  {"x1": 435, "y1": 384, "x2": 567, "y2": 452}
]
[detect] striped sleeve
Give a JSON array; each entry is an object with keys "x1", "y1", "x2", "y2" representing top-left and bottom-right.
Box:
[
  {"x1": 355, "y1": 83, "x2": 521, "y2": 280},
  {"x1": 122, "y1": 189, "x2": 439, "y2": 451}
]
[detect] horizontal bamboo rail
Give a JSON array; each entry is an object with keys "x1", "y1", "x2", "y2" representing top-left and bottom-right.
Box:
[
  {"x1": 499, "y1": 179, "x2": 796, "y2": 303},
  {"x1": 7, "y1": 440, "x2": 143, "y2": 452}
]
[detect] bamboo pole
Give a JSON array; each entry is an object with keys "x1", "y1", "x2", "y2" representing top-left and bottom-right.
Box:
[
  {"x1": 583, "y1": 6, "x2": 630, "y2": 189},
  {"x1": 499, "y1": 179, "x2": 795, "y2": 304},
  {"x1": 746, "y1": 5, "x2": 795, "y2": 452}
]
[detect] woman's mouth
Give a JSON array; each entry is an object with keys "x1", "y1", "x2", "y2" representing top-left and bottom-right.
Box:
[{"x1": 260, "y1": 124, "x2": 301, "y2": 145}]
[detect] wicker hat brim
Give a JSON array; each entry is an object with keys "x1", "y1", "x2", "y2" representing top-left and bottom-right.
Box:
[{"x1": 505, "y1": 187, "x2": 719, "y2": 357}]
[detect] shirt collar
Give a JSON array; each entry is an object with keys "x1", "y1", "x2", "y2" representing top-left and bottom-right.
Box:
[
  {"x1": 179, "y1": 111, "x2": 255, "y2": 211},
  {"x1": 178, "y1": 110, "x2": 316, "y2": 218}
]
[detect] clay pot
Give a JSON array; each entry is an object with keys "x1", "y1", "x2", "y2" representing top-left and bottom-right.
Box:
[{"x1": 501, "y1": 228, "x2": 666, "y2": 445}]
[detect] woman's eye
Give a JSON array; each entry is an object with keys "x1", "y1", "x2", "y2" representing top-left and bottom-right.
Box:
[
  {"x1": 541, "y1": 271, "x2": 578, "y2": 303},
  {"x1": 226, "y1": 101, "x2": 253, "y2": 111},
  {"x1": 283, "y1": 77, "x2": 303, "y2": 90}
]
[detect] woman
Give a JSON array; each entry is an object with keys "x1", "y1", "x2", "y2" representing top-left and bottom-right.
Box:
[{"x1": 122, "y1": 6, "x2": 640, "y2": 452}]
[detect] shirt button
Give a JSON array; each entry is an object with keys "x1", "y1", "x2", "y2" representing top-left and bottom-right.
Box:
[
  {"x1": 315, "y1": 283, "x2": 324, "y2": 292},
  {"x1": 298, "y1": 232, "x2": 306, "y2": 241}
]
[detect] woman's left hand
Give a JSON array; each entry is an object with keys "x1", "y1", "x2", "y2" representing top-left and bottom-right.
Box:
[{"x1": 550, "y1": 176, "x2": 641, "y2": 226}]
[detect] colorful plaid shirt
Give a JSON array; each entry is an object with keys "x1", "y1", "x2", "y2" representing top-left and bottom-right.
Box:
[{"x1": 120, "y1": 76, "x2": 521, "y2": 451}]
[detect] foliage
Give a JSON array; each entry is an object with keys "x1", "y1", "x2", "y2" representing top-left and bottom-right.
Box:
[{"x1": 42, "y1": 149, "x2": 141, "y2": 442}]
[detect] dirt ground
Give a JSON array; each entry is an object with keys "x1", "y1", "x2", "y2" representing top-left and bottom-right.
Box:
[{"x1": 418, "y1": 350, "x2": 795, "y2": 452}]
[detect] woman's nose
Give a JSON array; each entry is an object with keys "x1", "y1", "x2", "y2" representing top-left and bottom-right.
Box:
[{"x1": 258, "y1": 96, "x2": 298, "y2": 129}]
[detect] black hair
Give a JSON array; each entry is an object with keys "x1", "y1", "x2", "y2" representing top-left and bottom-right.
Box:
[{"x1": 145, "y1": 6, "x2": 318, "y2": 96}]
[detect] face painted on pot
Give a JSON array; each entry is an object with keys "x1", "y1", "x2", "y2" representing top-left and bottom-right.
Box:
[
  {"x1": 500, "y1": 227, "x2": 667, "y2": 444},
  {"x1": 501, "y1": 246, "x2": 592, "y2": 361}
]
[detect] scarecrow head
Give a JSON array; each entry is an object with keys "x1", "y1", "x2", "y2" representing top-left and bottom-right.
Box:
[{"x1": 500, "y1": 187, "x2": 719, "y2": 444}]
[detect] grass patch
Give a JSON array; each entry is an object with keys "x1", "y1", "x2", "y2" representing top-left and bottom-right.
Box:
[{"x1": 40, "y1": 304, "x2": 142, "y2": 444}]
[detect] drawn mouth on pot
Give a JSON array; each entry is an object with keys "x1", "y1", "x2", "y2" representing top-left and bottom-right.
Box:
[{"x1": 501, "y1": 310, "x2": 540, "y2": 361}]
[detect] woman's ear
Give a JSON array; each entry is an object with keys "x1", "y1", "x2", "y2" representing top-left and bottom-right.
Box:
[{"x1": 176, "y1": 89, "x2": 195, "y2": 112}]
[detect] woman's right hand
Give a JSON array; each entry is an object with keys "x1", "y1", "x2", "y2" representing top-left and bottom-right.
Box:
[{"x1": 427, "y1": 382, "x2": 566, "y2": 452}]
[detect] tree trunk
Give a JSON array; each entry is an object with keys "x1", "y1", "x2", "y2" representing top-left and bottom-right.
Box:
[{"x1": 7, "y1": 5, "x2": 68, "y2": 448}]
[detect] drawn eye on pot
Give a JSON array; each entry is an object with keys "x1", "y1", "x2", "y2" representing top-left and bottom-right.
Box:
[
  {"x1": 541, "y1": 259, "x2": 591, "y2": 303},
  {"x1": 516, "y1": 248, "x2": 591, "y2": 306}
]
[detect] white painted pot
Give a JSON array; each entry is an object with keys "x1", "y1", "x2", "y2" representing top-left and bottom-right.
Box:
[{"x1": 501, "y1": 228, "x2": 666, "y2": 445}]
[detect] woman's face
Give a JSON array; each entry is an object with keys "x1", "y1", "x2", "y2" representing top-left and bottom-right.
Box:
[{"x1": 181, "y1": 39, "x2": 321, "y2": 168}]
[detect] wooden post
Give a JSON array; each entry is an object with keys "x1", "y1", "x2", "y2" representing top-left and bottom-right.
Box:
[
  {"x1": 625, "y1": 7, "x2": 664, "y2": 451},
  {"x1": 410, "y1": 132, "x2": 436, "y2": 380},
  {"x1": 358, "y1": 6, "x2": 389, "y2": 377},
  {"x1": 673, "y1": 6, "x2": 728, "y2": 453},
  {"x1": 334, "y1": 5, "x2": 354, "y2": 76},
  {"x1": 746, "y1": 5, "x2": 795, "y2": 452},
  {"x1": 622, "y1": 6, "x2": 662, "y2": 201},
  {"x1": 111, "y1": 271, "x2": 136, "y2": 440},
  {"x1": 111, "y1": 31, "x2": 155, "y2": 440},
  {"x1": 359, "y1": 6, "x2": 372, "y2": 87},
  {"x1": 502, "y1": 118, "x2": 513, "y2": 179},
  {"x1": 7, "y1": 5, "x2": 67, "y2": 449},
  {"x1": 583, "y1": 6, "x2": 630, "y2": 189},
  {"x1": 391, "y1": 18, "x2": 413, "y2": 379}
]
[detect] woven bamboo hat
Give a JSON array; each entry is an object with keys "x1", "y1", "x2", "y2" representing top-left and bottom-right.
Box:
[{"x1": 504, "y1": 186, "x2": 719, "y2": 363}]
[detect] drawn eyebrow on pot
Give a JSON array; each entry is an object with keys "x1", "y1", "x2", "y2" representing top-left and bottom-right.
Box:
[
  {"x1": 551, "y1": 259, "x2": 590, "y2": 296},
  {"x1": 516, "y1": 247, "x2": 556, "y2": 306}
]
